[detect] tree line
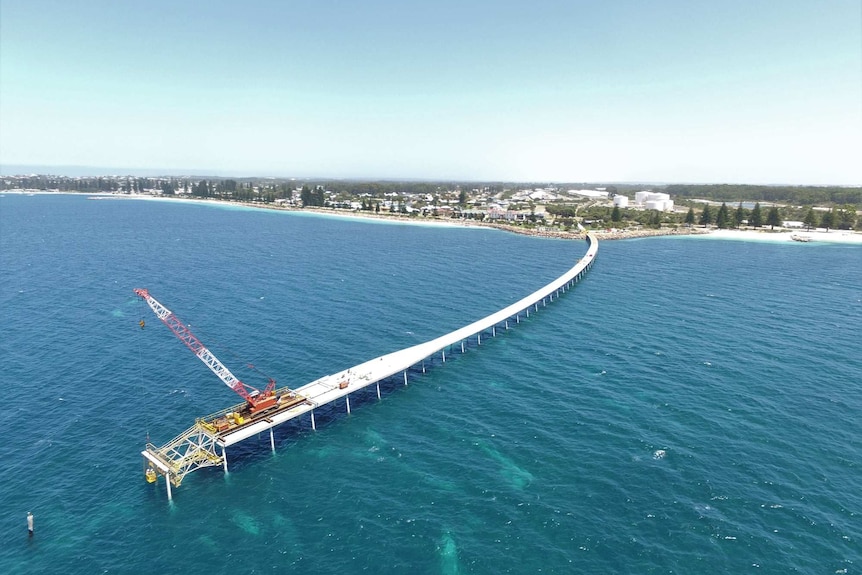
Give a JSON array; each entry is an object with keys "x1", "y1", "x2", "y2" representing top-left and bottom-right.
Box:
[
  {"x1": 685, "y1": 202, "x2": 857, "y2": 231},
  {"x1": 567, "y1": 202, "x2": 858, "y2": 231},
  {"x1": 665, "y1": 184, "x2": 861, "y2": 207}
]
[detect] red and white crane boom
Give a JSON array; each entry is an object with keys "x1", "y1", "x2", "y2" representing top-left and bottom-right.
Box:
[{"x1": 135, "y1": 288, "x2": 277, "y2": 413}]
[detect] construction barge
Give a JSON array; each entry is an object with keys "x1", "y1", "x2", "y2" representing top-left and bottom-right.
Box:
[{"x1": 139, "y1": 234, "x2": 599, "y2": 500}]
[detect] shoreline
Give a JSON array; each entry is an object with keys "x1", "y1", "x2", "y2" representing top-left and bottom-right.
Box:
[
  {"x1": 694, "y1": 228, "x2": 862, "y2": 244},
  {"x1": 6, "y1": 190, "x2": 861, "y2": 244}
]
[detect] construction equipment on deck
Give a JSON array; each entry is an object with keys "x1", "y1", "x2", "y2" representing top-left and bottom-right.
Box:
[{"x1": 134, "y1": 288, "x2": 278, "y2": 415}]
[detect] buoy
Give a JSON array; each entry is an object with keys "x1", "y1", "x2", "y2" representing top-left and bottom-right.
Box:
[
  {"x1": 27, "y1": 512, "x2": 34, "y2": 536},
  {"x1": 145, "y1": 467, "x2": 157, "y2": 483},
  {"x1": 139, "y1": 319, "x2": 145, "y2": 329}
]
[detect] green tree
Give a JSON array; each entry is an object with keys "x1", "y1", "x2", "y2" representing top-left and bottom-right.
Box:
[
  {"x1": 193, "y1": 180, "x2": 210, "y2": 197},
  {"x1": 766, "y1": 206, "x2": 781, "y2": 230},
  {"x1": 611, "y1": 205, "x2": 621, "y2": 222},
  {"x1": 836, "y1": 204, "x2": 857, "y2": 230},
  {"x1": 803, "y1": 208, "x2": 818, "y2": 231},
  {"x1": 750, "y1": 202, "x2": 763, "y2": 228},
  {"x1": 649, "y1": 210, "x2": 662, "y2": 228},
  {"x1": 699, "y1": 204, "x2": 713, "y2": 227},
  {"x1": 313, "y1": 186, "x2": 325, "y2": 206},
  {"x1": 735, "y1": 202, "x2": 746, "y2": 228},
  {"x1": 684, "y1": 207, "x2": 695, "y2": 226},
  {"x1": 820, "y1": 208, "x2": 835, "y2": 231},
  {"x1": 458, "y1": 189, "x2": 467, "y2": 206},
  {"x1": 716, "y1": 202, "x2": 729, "y2": 229}
]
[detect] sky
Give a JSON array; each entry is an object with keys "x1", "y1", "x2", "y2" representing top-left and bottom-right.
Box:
[{"x1": 1, "y1": 0, "x2": 860, "y2": 184}]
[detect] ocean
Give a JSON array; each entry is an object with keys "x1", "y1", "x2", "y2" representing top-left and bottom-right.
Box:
[{"x1": 0, "y1": 194, "x2": 859, "y2": 574}]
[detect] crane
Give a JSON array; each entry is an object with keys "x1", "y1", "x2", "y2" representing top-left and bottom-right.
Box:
[{"x1": 134, "y1": 288, "x2": 278, "y2": 415}]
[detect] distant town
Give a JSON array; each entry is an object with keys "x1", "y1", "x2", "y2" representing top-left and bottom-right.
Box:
[{"x1": 2, "y1": 174, "x2": 859, "y2": 233}]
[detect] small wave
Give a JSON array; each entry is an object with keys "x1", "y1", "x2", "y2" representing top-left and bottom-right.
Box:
[{"x1": 653, "y1": 449, "x2": 667, "y2": 459}]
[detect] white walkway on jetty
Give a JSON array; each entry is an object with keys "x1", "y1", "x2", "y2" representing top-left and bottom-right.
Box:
[{"x1": 143, "y1": 234, "x2": 598, "y2": 498}]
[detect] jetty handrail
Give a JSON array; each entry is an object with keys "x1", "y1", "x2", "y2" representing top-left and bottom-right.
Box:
[
  {"x1": 322, "y1": 234, "x2": 599, "y2": 385},
  {"x1": 412, "y1": 234, "x2": 597, "y2": 356}
]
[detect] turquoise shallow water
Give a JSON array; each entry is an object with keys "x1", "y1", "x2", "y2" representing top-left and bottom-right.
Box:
[{"x1": 0, "y1": 194, "x2": 860, "y2": 574}]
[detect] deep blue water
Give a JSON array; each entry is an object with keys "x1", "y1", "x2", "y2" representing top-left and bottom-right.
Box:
[{"x1": 1, "y1": 194, "x2": 860, "y2": 574}]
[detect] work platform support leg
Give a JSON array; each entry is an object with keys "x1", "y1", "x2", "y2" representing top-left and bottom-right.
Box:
[
  {"x1": 516, "y1": 315, "x2": 520, "y2": 324},
  {"x1": 166, "y1": 474, "x2": 172, "y2": 500},
  {"x1": 422, "y1": 360, "x2": 426, "y2": 373},
  {"x1": 526, "y1": 309, "x2": 530, "y2": 318},
  {"x1": 404, "y1": 370, "x2": 408, "y2": 386},
  {"x1": 478, "y1": 333, "x2": 481, "y2": 345},
  {"x1": 535, "y1": 303, "x2": 539, "y2": 311},
  {"x1": 222, "y1": 446, "x2": 229, "y2": 473},
  {"x1": 461, "y1": 341, "x2": 465, "y2": 353},
  {"x1": 505, "y1": 320, "x2": 509, "y2": 330},
  {"x1": 376, "y1": 381, "x2": 381, "y2": 400},
  {"x1": 346, "y1": 395, "x2": 351, "y2": 414},
  {"x1": 269, "y1": 428, "x2": 275, "y2": 452},
  {"x1": 442, "y1": 350, "x2": 446, "y2": 363},
  {"x1": 311, "y1": 410, "x2": 316, "y2": 430},
  {"x1": 492, "y1": 326, "x2": 496, "y2": 337}
]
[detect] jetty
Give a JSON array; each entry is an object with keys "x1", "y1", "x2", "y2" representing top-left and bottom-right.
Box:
[{"x1": 142, "y1": 234, "x2": 598, "y2": 499}]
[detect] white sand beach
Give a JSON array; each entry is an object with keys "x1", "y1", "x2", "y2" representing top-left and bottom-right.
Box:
[{"x1": 704, "y1": 228, "x2": 862, "y2": 245}]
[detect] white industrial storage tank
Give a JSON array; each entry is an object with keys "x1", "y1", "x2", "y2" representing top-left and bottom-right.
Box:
[{"x1": 635, "y1": 191, "x2": 652, "y2": 204}]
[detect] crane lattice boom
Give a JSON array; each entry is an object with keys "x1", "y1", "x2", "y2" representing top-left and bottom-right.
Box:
[{"x1": 135, "y1": 288, "x2": 276, "y2": 411}]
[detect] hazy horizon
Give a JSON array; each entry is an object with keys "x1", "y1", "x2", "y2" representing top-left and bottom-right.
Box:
[{"x1": 6, "y1": 163, "x2": 861, "y2": 188}]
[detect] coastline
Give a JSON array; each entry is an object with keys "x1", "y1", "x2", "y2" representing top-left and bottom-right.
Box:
[
  {"x1": 115, "y1": 195, "x2": 717, "y2": 241},
  {"x1": 696, "y1": 228, "x2": 862, "y2": 244},
  {"x1": 6, "y1": 190, "x2": 861, "y2": 244}
]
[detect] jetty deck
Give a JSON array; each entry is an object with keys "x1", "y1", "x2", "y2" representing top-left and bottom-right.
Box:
[{"x1": 143, "y1": 234, "x2": 598, "y2": 499}]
